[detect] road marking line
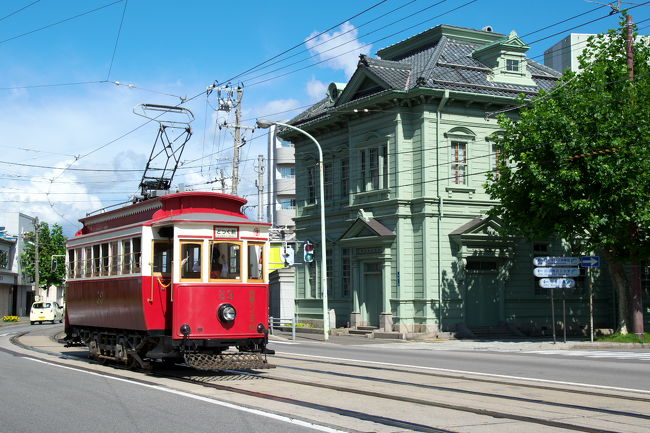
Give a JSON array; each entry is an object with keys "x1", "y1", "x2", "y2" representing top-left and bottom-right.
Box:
[
  {"x1": 23, "y1": 357, "x2": 347, "y2": 433},
  {"x1": 278, "y1": 351, "x2": 650, "y2": 395}
]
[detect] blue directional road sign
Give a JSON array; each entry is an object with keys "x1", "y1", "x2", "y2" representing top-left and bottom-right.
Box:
[
  {"x1": 580, "y1": 256, "x2": 600, "y2": 267},
  {"x1": 533, "y1": 267, "x2": 581, "y2": 278},
  {"x1": 533, "y1": 256, "x2": 579, "y2": 267},
  {"x1": 539, "y1": 278, "x2": 576, "y2": 289}
]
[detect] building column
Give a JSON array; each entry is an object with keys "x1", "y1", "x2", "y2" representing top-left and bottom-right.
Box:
[{"x1": 350, "y1": 260, "x2": 361, "y2": 328}]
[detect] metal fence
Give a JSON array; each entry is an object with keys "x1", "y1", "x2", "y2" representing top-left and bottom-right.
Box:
[{"x1": 269, "y1": 316, "x2": 296, "y2": 341}]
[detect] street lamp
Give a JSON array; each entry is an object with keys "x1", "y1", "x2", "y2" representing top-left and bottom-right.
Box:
[{"x1": 256, "y1": 119, "x2": 330, "y2": 341}]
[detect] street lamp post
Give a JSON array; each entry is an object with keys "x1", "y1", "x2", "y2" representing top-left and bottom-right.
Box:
[{"x1": 256, "y1": 119, "x2": 329, "y2": 341}]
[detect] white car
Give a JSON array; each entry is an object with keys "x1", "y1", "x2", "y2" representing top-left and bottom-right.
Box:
[{"x1": 30, "y1": 301, "x2": 64, "y2": 325}]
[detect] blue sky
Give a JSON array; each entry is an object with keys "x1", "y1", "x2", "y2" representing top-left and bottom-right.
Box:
[{"x1": 1, "y1": 0, "x2": 647, "y2": 236}]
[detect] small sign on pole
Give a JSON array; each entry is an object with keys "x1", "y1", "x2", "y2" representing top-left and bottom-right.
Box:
[
  {"x1": 539, "y1": 278, "x2": 575, "y2": 289},
  {"x1": 580, "y1": 256, "x2": 600, "y2": 267},
  {"x1": 533, "y1": 256, "x2": 579, "y2": 267},
  {"x1": 533, "y1": 267, "x2": 580, "y2": 278}
]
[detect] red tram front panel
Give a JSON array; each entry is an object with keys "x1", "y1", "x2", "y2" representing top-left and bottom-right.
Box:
[{"x1": 172, "y1": 283, "x2": 269, "y2": 339}]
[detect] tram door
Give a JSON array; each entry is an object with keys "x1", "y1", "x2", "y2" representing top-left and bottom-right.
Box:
[{"x1": 152, "y1": 239, "x2": 174, "y2": 328}]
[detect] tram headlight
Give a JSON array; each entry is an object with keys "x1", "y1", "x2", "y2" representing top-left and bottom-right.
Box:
[{"x1": 218, "y1": 303, "x2": 236, "y2": 323}]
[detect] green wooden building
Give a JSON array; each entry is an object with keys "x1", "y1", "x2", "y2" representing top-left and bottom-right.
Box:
[{"x1": 281, "y1": 25, "x2": 617, "y2": 336}]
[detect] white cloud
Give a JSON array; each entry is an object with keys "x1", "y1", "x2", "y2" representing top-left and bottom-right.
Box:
[
  {"x1": 306, "y1": 78, "x2": 327, "y2": 102},
  {"x1": 305, "y1": 22, "x2": 371, "y2": 78}
]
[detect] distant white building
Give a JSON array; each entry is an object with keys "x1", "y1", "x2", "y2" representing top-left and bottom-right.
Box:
[
  {"x1": 545, "y1": 32, "x2": 649, "y2": 73},
  {"x1": 0, "y1": 212, "x2": 37, "y2": 316},
  {"x1": 266, "y1": 124, "x2": 296, "y2": 232},
  {"x1": 544, "y1": 33, "x2": 594, "y2": 72}
]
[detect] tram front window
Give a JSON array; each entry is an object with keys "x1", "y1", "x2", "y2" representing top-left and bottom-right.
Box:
[
  {"x1": 181, "y1": 243, "x2": 202, "y2": 280},
  {"x1": 248, "y1": 243, "x2": 264, "y2": 281},
  {"x1": 210, "y1": 242, "x2": 240, "y2": 280}
]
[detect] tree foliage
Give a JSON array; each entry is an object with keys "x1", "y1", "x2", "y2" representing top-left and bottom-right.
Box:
[
  {"x1": 485, "y1": 16, "x2": 650, "y2": 332},
  {"x1": 21, "y1": 221, "x2": 67, "y2": 290}
]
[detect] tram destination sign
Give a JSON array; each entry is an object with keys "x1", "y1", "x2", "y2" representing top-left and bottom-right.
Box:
[
  {"x1": 532, "y1": 256, "x2": 579, "y2": 267},
  {"x1": 533, "y1": 267, "x2": 580, "y2": 278},
  {"x1": 539, "y1": 278, "x2": 576, "y2": 289}
]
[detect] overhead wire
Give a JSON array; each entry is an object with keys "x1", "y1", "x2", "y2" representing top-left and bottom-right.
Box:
[
  {"x1": 246, "y1": 0, "x2": 481, "y2": 87},
  {"x1": 106, "y1": 0, "x2": 128, "y2": 81},
  {"x1": 0, "y1": 0, "x2": 126, "y2": 46},
  {"x1": 220, "y1": 0, "x2": 391, "y2": 85},
  {"x1": 0, "y1": 0, "x2": 41, "y2": 23},
  {"x1": 237, "y1": 0, "x2": 430, "y2": 81}
]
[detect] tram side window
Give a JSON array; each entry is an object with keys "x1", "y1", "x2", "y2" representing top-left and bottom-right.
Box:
[
  {"x1": 181, "y1": 243, "x2": 202, "y2": 280},
  {"x1": 84, "y1": 246, "x2": 92, "y2": 277},
  {"x1": 133, "y1": 237, "x2": 142, "y2": 273},
  {"x1": 210, "y1": 242, "x2": 240, "y2": 280},
  {"x1": 75, "y1": 248, "x2": 82, "y2": 278},
  {"x1": 153, "y1": 241, "x2": 172, "y2": 274},
  {"x1": 101, "y1": 243, "x2": 109, "y2": 276},
  {"x1": 67, "y1": 249, "x2": 75, "y2": 278},
  {"x1": 248, "y1": 243, "x2": 264, "y2": 281},
  {"x1": 109, "y1": 241, "x2": 118, "y2": 275},
  {"x1": 92, "y1": 245, "x2": 100, "y2": 277},
  {"x1": 122, "y1": 239, "x2": 131, "y2": 274}
]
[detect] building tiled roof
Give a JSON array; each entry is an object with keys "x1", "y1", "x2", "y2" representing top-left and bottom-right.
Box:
[{"x1": 289, "y1": 25, "x2": 561, "y2": 127}]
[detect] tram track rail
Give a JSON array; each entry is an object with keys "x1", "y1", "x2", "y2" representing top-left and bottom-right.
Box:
[
  {"x1": 273, "y1": 353, "x2": 650, "y2": 403},
  {"x1": 8, "y1": 329, "x2": 650, "y2": 433}
]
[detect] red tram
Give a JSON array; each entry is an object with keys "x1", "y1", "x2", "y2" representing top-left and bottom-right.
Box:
[{"x1": 64, "y1": 191, "x2": 274, "y2": 370}]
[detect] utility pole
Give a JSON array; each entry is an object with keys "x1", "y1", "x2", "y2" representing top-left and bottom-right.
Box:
[
  {"x1": 626, "y1": 12, "x2": 634, "y2": 81},
  {"x1": 232, "y1": 86, "x2": 243, "y2": 196},
  {"x1": 212, "y1": 84, "x2": 255, "y2": 196},
  {"x1": 34, "y1": 217, "x2": 39, "y2": 301},
  {"x1": 255, "y1": 155, "x2": 265, "y2": 221},
  {"x1": 219, "y1": 169, "x2": 226, "y2": 194},
  {"x1": 625, "y1": 10, "x2": 643, "y2": 338}
]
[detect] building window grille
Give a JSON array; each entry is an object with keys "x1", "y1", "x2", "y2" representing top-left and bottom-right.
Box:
[
  {"x1": 326, "y1": 248, "x2": 333, "y2": 298},
  {"x1": 324, "y1": 162, "x2": 333, "y2": 201},
  {"x1": 279, "y1": 198, "x2": 296, "y2": 210},
  {"x1": 309, "y1": 260, "x2": 317, "y2": 298},
  {"x1": 465, "y1": 259, "x2": 498, "y2": 271},
  {"x1": 451, "y1": 141, "x2": 467, "y2": 185},
  {"x1": 279, "y1": 138, "x2": 294, "y2": 147},
  {"x1": 340, "y1": 158, "x2": 349, "y2": 199},
  {"x1": 307, "y1": 166, "x2": 316, "y2": 205},
  {"x1": 0, "y1": 249, "x2": 7, "y2": 269},
  {"x1": 278, "y1": 166, "x2": 295, "y2": 179},
  {"x1": 506, "y1": 59, "x2": 520, "y2": 72},
  {"x1": 342, "y1": 248, "x2": 351, "y2": 297},
  {"x1": 492, "y1": 143, "x2": 500, "y2": 180},
  {"x1": 360, "y1": 145, "x2": 388, "y2": 191}
]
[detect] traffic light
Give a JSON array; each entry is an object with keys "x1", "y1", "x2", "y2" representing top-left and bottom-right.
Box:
[{"x1": 303, "y1": 241, "x2": 314, "y2": 263}]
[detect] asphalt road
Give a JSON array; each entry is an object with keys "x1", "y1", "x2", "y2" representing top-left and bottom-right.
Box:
[
  {"x1": 268, "y1": 333, "x2": 650, "y2": 392},
  {"x1": 0, "y1": 325, "x2": 335, "y2": 433}
]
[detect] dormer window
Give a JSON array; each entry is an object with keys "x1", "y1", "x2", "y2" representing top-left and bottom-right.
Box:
[
  {"x1": 506, "y1": 59, "x2": 519, "y2": 72},
  {"x1": 472, "y1": 30, "x2": 536, "y2": 86}
]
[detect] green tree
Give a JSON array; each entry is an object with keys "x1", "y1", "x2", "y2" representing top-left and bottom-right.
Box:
[
  {"x1": 21, "y1": 221, "x2": 67, "y2": 291},
  {"x1": 486, "y1": 15, "x2": 650, "y2": 334}
]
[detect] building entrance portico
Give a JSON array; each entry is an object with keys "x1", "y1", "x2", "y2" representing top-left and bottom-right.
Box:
[
  {"x1": 361, "y1": 261, "x2": 383, "y2": 327},
  {"x1": 339, "y1": 215, "x2": 395, "y2": 330}
]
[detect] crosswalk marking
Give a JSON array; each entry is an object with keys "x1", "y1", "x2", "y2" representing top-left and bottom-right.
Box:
[{"x1": 519, "y1": 350, "x2": 650, "y2": 361}]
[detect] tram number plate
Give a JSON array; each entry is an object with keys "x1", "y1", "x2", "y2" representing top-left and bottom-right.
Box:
[
  {"x1": 217, "y1": 289, "x2": 234, "y2": 301},
  {"x1": 214, "y1": 225, "x2": 238, "y2": 239}
]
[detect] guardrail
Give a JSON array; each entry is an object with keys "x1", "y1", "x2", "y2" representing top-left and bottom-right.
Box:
[{"x1": 269, "y1": 316, "x2": 296, "y2": 341}]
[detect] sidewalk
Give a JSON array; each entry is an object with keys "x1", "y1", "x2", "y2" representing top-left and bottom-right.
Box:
[
  {"x1": 269, "y1": 329, "x2": 650, "y2": 350},
  {"x1": 0, "y1": 317, "x2": 29, "y2": 328}
]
